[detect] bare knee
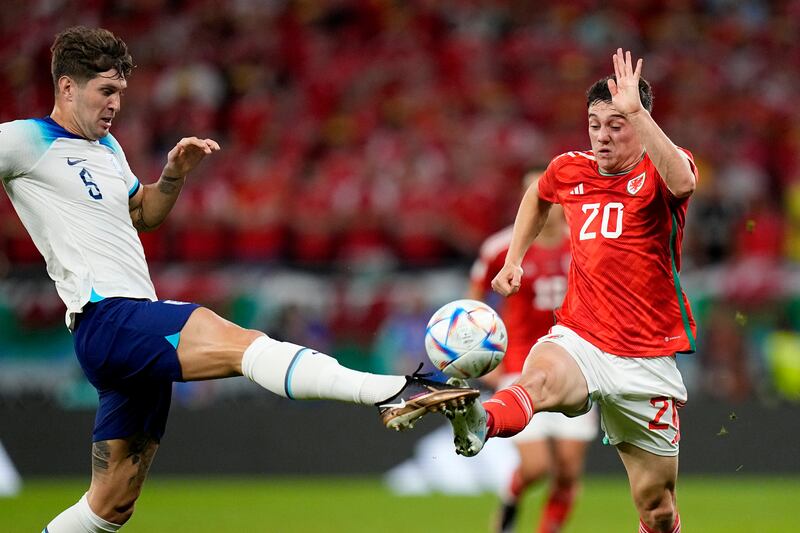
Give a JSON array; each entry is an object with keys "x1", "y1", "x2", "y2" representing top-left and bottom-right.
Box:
[
  {"x1": 553, "y1": 470, "x2": 580, "y2": 491},
  {"x1": 638, "y1": 491, "x2": 677, "y2": 532},
  {"x1": 237, "y1": 327, "x2": 265, "y2": 348},
  {"x1": 516, "y1": 346, "x2": 588, "y2": 411},
  {"x1": 178, "y1": 305, "x2": 265, "y2": 379},
  {"x1": 516, "y1": 368, "x2": 549, "y2": 405}
]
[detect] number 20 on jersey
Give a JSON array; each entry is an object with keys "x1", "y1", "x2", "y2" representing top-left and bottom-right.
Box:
[{"x1": 579, "y1": 202, "x2": 623, "y2": 240}]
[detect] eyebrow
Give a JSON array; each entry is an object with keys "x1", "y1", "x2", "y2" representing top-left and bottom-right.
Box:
[
  {"x1": 588, "y1": 113, "x2": 626, "y2": 120},
  {"x1": 98, "y1": 82, "x2": 126, "y2": 90}
]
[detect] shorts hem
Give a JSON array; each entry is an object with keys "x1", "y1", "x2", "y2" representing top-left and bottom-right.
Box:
[{"x1": 609, "y1": 437, "x2": 679, "y2": 457}]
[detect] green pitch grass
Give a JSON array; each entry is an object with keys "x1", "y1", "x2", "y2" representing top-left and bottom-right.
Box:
[{"x1": 1, "y1": 475, "x2": 796, "y2": 532}]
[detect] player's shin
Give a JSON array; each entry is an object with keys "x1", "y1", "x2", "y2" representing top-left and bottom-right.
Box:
[
  {"x1": 484, "y1": 385, "x2": 534, "y2": 438},
  {"x1": 45, "y1": 493, "x2": 121, "y2": 532},
  {"x1": 240, "y1": 335, "x2": 405, "y2": 404}
]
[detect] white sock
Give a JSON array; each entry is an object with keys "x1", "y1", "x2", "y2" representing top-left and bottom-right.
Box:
[
  {"x1": 241, "y1": 335, "x2": 406, "y2": 404},
  {"x1": 45, "y1": 493, "x2": 121, "y2": 532}
]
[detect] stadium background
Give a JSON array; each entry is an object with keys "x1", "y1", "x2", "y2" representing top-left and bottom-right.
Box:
[{"x1": 1, "y1": 0, "x2": 799, "y2": 531}]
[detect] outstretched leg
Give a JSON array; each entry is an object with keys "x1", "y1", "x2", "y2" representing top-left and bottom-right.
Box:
[{"x1": 177, "y1": 307, "x2": 478, "y2": 428}]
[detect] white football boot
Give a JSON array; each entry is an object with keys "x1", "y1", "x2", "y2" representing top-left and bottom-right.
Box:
[{"x1": 444, "y1": 378, "x2": 487, "y2": 457}]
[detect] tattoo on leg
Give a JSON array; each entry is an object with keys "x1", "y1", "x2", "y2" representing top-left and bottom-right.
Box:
[
  {"x1": 126, "y1": 433, "x2": 157, "y2": 488},
  {"x1": 92, "y1": 441, "x2": 111, "y2": 472}
]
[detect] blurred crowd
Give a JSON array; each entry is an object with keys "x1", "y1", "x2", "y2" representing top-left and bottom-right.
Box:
[{"x1": 1, "y1": 0, "x2": 800, "y2": 403}]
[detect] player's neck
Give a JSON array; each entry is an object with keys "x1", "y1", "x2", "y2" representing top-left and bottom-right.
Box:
[
  {"x1": 598, "y1": 150, "x2": 646, "y2": 176},
  {"x1": 50, "y1": 106, "x2": 91, "y2": 140}
]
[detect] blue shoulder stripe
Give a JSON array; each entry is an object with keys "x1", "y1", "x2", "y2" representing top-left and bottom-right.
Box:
[
  {"x1": 32, "y1": 116, "x2": 84, "y2": 144},
  {"x1": 98, "y1": 132, "x2": 122, "y2": 154}
]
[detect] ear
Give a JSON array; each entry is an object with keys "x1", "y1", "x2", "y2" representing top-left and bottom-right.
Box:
[{"x1": 57, "y1": 76, "x2": 75, "y2": 101}]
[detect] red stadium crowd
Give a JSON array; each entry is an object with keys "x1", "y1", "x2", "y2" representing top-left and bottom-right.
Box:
[
  {"x1": 1, "y1": 0, "x2": 799, "y2": 403},
  {"x1": 1, "y1": 0, "x2": 797, "y2": 271}
]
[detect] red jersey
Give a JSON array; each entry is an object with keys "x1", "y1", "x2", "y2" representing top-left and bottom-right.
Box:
[
  {"x1": 471, "y1": 226, "x2": 571, "y2": 373},
  {"x1": 538, "y1": 149, "x2": 697, "y2": 357}
]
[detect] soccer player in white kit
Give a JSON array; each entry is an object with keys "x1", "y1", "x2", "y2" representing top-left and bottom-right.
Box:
[{"x1": 0, "y1": 26, "x2": 478, "y2": 532}]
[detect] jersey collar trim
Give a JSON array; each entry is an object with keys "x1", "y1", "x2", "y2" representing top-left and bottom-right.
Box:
[
  {"x1": 37, "y1": 116, "x2": 86, "y2": 141},
  {"x1": 597, "y1": 151, "x2": 646, "y2": 177}
]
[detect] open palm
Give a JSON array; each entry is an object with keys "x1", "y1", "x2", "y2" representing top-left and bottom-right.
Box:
[{"x1": 607, "y1": 48, "x2": 644, "y2": 115}]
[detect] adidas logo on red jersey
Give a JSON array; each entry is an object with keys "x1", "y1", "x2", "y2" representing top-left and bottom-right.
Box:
[{"x1": 570, "y1": 183, "x2": 585, "y2": 195}]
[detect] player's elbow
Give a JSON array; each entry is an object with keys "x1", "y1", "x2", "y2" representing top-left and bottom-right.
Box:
[{"x1": 668, "y1": 174, "x2": 696, "y2": 198}]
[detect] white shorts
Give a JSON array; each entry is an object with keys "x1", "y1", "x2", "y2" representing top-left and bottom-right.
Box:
[
  {"x1": 498, "y1": 374, "x2": 599, "y2": 443},
  {"x1": 534, "y1": 325, "x2": 688, "y2": 456}
]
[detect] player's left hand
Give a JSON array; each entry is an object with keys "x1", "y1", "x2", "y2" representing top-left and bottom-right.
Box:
[
  {"x1": 164, "y1": 137, "x2": 221, "y2": 178},
  {"x1": 607, "y1": 48, "x2": 644, "y2": 116}
]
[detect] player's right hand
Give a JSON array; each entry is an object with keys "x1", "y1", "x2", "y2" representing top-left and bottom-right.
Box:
[{"x1": 491, "y1": 263, "x2": 523, "y2": 297}]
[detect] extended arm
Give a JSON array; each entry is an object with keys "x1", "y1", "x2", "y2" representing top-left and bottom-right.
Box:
[
  {"x1": 491, "y1": 177, "x2": 552, "y2": 296},
  {"x1": 609, "y1": 49, "x2": 696, "y2": 198},
  {"x1": 129, "y1": 137, "x2": 220, "y2": 232}
]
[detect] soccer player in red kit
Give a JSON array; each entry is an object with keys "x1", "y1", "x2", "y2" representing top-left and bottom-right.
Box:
[
  {"x1": 469, "y1": 198, "x2": 598, "y2": 533},
  {"x1": 446, "y1": 49, "x2": 696, "y2": 533}
]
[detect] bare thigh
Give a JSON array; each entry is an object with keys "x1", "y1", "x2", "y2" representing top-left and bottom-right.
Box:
[
  {"x1": 516, "y1": 342, "x2": 590, "y2": 413},
  {"x1": 177, "y1": 307, "x2": 263, "y2": 381},
  {"x1": 87, "y1": 433, "x2": 159, "y2": 524}
]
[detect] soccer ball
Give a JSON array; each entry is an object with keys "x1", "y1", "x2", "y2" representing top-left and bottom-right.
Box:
[{"x1": 424, "y1": 299, "x2": 507, "y2": 379}]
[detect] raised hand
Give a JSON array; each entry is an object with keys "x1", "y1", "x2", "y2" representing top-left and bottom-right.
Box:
[
  {"x1": 164, "y1": 137, "x2": 221, "y2": 178},
  {"x1": 607, "y1": 48, "x2": 644, "y2": 116},
  {"x1": 491, "y1": 263, "x2": 524, "y2": 297}
]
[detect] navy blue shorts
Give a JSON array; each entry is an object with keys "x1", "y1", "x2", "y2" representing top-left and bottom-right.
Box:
[{"x1": 73, "y1": 298, "x2": 200, "y2": 442}]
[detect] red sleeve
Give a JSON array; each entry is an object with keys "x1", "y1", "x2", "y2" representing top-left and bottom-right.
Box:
[{"x1": 537, "y1": 159, "x2": 560, "y2": 203}]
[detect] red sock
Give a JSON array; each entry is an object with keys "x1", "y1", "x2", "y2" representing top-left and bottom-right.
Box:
[
  {"x1": 639, "y1": 513, "x2": 680, "y2": 533},
  {"x1": 537, "y1": 486, "x2": 575, "y2": 533},
  {"x1": 483, "y1": 385, "x2": 534, "y2": 438}
]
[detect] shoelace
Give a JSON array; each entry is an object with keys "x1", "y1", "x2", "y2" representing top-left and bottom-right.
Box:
[{"x1": 408, "y1": 361, "x2": 435, "y2": 382}]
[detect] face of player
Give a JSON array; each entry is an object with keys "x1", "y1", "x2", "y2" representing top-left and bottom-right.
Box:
[
  {"x1": 587, "y1": 101, "x2": 644, "y2": 174},
  {"x1": 60, "y1": 69, "x2": 126, "y2": 140}
]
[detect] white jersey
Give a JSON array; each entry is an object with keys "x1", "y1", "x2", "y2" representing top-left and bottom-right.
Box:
[{"x1": 0, "y1": 117, "x2": 157, "y2": 327}]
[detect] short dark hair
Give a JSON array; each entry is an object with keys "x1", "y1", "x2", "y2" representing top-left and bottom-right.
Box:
[
  {"x1": 51, "y1": 26, "x2": 133, "y2": 89},
  {"x1": 586, "y1": 75, "x2": 653, "y2": 113}
]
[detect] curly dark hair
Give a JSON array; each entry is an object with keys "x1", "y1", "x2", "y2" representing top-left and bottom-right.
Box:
[
  {"x1": 51, "y1": 26, "x2": 134, "y2": 89},
  {"x1": 586, "y1": 75, "x2": 653, "y2": 113}
]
